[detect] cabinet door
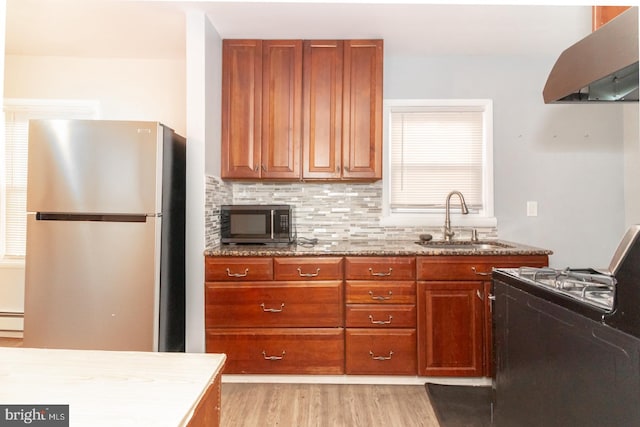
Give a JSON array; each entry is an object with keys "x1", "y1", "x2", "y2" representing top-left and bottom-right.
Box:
[
  {"x1": 483, "y1": 281, "x2": 493, "y2": 377},
  {"x1": 207, "y1": 328, "x2": 345, "y2": 374},
  {"x1": 274, "y1": 256, "x2": 344, "y2": 281},
  {"x1": 261, "y1": 40, "x2": 302, "y2": 179},
  {"x1": 342, "y1": 40, "x2": 383, "y2": 180},
  {"x1": 205, "y1": 281, "x2": 343, "y2": 327},
  {"x1": 592, "y1": 6, "x2": 631, "y2": 31},
  {"x1": 418, "y1": 281, "x2": 484, "y2": 376},
  {"x1": 345, "y1": 328, "x2": 417, "y2": 375},
  {"x1": 221, "y1": 39, "x2": 262, "y2": 179},
  {"x1": 302, "y1": 40, "x2": 343, "y2": 179}
]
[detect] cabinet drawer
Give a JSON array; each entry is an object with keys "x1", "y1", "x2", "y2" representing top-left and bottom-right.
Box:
[
  {"x1": 417, "y1": 255, "x2": 548, "y2": 281},
  {"x1": 274, "y1": 257, "x2": 343, "y2": 280},
  {"x1": 206, "y1": 328, "x2": 345, "y2": 374},
  {"x1": 345, "y1": 329, "x2": 416, "y2": 375},
  {"x1": 205, "y1": 257, "x2": 273, "y2": 281},
  {"x1": 345, "y1": 304, "x2": 416, "y2": 328},
  {"x1": 345, "y1": 257, "x2": 416, "y2": 280},
  {"x1": 345, "y1": 281, "x2": 416, "y2": 304},
  {"x1": 206, "y1": 281, "x2": 343, "y2": 327}
]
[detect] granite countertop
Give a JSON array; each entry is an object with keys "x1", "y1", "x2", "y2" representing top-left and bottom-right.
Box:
[{"x1": 204, "y1": 239, "x2": 553, "y2": 257}]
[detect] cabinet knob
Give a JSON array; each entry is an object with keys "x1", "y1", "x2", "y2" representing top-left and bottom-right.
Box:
[
  {"x1": 471, "y1": 266, "x2": 491, "y2": 277},
  {"x1": 369, "y1": 350, "x2": 394, "y2": 361},
  {"x1": 261, "y1": 164, "x2": 267, "y2": 172},
  {"x1": 297, "y1": 267, "x2": 320, "y2": 278},
  {"x1": 262, "y1": 350, "x2": 285, "y2": 361},
  {"x1": 254, "y1": 165, "x2": 259, "y2": 172},
  {"x1": 368, "y1": 314, "x2": 393, "y2": 325},
  {"x1": 368, "y1": 290, "x2": 393, "y2": 301},
  {"x1": 344, "y1": 166, "x2": 349, "y2": 172},
  {"x1": 369, "y1": 267, "x2": 393, "y2": 277},
  {"x1": 260, "y1": 303, "x2": 285, "y2": 313},
  {"x1": 226, "y1": 268, "x2": 249, "y2": 277}
]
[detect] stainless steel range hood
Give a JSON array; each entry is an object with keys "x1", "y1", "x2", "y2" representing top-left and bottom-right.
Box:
[{"x1": 543, "y1": 6, "x2": 638, "y2": 103}]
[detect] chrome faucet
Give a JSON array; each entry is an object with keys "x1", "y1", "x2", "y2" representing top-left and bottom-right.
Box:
[{"x1": 444, "y1": 190, "x2": 469, "y2": 241}]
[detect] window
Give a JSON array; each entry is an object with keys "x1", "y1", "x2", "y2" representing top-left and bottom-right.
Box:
[
  {"x1": 1, "y1": 100, "x2": 98, "y2": 260},
  {"x1": 382, "y1": 99, "x2": 496, "y2": 227}
]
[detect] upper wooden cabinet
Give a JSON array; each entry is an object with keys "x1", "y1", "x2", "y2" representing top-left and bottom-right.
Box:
[
  {"x1": 302, "y1": 40, "x2": 344, "y2": 180},
  {"x1": 261, "y1": 40, "x2": 303, "y2": 179},
  {"x1": 302, "y1": 40, "x2": 383, "y2": 180},
  {"x1": 222, "y1": 39, "x2": 383, "y2": 181},
  {"x1": 221, "y1": 39, "x2": 262, "y2": 179},
  {"x1": 221, "y1": 40, "x2": 302, "y2": 179},
  {"x1": 341, "y1": 40, "x2": 383, "y2": 180},
  {"x1": 592, "y1": 6, "x2": 631, "y2": 31}
]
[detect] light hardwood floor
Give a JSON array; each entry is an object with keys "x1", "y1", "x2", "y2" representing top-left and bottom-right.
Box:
[
  {"x1": 0, "y1": 339, "x2": 439, "y2": 426},
  {"x1": 221, "y1": 383, "x2": 440, "y2": 427}
]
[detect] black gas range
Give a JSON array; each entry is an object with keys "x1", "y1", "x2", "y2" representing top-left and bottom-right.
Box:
[
  {"x1": 494, "y1": 224, "x2": 640, "y2": 339},
  {"x1": 492, "y1": 225, "x2": 640, "y2": 427}
]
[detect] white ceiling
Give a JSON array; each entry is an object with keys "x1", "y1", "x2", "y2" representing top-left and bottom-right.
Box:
[{"x1": 5, "y1": 0, "x2": 596, "y2": 59}]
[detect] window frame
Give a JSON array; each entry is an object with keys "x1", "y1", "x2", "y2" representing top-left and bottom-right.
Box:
[
  {"x1": 381, "y1": 98, "x2": 496, "y2": 228},
  {"x1": 1, "y1": 98, "x2": 99, "y2": 263}
]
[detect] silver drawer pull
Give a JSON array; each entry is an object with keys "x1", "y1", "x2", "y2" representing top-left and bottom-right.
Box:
[
  {"x1": 476, "y1": 290, "x2": 484, "y2": 300},
  {"x1": 262, "y1": 350, "x2": 285, "y2": 361},
  {"x1": 368, "y1": 267, "x2": 393, "y2": 277},
  {"x1": 226, "y1": 267, "x2": 249, "y2": 277},
  {"x1": 297, "y1": 267, "x2": 320, "y2": 277},
  {"x1": 368, "y1": 290, "x2": 393, "y2": 301},
  {"x1": 471, "y1": 266, "x2": 491, "y2": 277},
  {"x1": 260, "y1": 303, "x2": 285, "y2": 313},
  {"x1": 368, "y1": 314, "x2": 393, "y2": 325},
  {"x1": 369, "y1": 350, "x2": 394, "y2": 361}
]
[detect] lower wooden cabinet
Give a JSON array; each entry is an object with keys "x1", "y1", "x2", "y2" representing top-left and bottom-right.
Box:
[
  {"x1": 205, "y1": 281, "x2": 343, "y2": 327},
  {"x1": 345, "y1": 329, "x2": 416, "y2": 375},
  {"x1": 206, "y1": 328, "x2": 344, "y2": 374},
  {"x1": 205, "y1": 253, "x2": 548, "y2": 377},
  {"x1": 345, "y1": 304, "x2": 416, "y2": 327},
  {"x1": 417, "y1": 281, "x2": 484, "y2": 377},
  {"x1": 416, "y1": 255, "x2": 549, "y2": 377},
  {"x1": 205, "y1": 256, "x2": 345, "y2": 374},
  {"x1": 344, "y1": 257, "x2": 417, "y2": 375}
]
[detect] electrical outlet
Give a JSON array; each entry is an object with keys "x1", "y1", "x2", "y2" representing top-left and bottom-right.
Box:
[{"x1": 527, "y1": 201, "x2": 538, "y2": 217}]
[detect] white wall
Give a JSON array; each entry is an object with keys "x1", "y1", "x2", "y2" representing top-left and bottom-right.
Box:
[
  {"x1": 4, "y1": 55, "x2": 186, "y2": 136},
  {"x1": 185, "y1": 10, "x2": 221, "y2": 353},
  {"x1": 385, "y1": 54, "x2": 626, "y2": 268}
]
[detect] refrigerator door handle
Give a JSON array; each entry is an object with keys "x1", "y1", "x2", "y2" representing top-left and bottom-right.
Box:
[{"x1": 35, "y1": 213, "x2": 147, "y2": 222}]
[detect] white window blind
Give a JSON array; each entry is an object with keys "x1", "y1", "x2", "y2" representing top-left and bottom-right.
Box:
[
  {"x1": 2, "y1": 100, "x2": 97, "y2": 258},
  {"x1": 389, "y1": 105, "x2": 486, "y2": 213}
]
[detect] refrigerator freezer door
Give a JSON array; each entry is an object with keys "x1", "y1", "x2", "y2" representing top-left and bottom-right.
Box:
[
  {"x1": 23, "y1": 214, "x2": 161, "y2": 351},
  {"x1": 26, "y1": 120, "x2": 162, "y2": 215}
]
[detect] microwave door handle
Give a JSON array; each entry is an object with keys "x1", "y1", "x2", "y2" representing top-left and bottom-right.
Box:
[{"x1": 271, "y1": 209, "x2": 275, "y2": 240}]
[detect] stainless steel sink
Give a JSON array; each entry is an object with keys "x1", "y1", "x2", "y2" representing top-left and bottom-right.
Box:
[{"x1": 415, "y1": 241, "x2": 514, "y2": 250}]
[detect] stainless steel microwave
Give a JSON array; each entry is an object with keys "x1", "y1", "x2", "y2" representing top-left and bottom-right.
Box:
[{"x1": 220, "y1": 205, "x2": 293, "y2": 244}]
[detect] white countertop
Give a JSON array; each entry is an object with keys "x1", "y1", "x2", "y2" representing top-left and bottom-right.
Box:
[{"x1": 0, "y1": 347, "x2": 226, "y2": 426}]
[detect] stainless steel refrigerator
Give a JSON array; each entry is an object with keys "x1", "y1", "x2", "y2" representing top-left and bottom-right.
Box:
[{"x1": 23, "y1": 119, "x2": 186, "y2": 352}]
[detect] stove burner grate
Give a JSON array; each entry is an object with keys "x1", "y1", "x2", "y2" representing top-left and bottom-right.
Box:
[{"x1": 512, "y1": 266, "x2": 616, "y2": 310}]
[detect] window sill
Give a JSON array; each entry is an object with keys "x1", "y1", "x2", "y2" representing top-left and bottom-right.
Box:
[
  {"x1": 0, "y1": 258, "x2": 26, "y2": 269},
  {"x1": 379, "y1": 214, "x2": 497, "y2": 229}
]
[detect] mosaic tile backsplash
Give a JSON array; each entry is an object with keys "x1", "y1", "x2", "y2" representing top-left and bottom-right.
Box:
[{"x1": 205, "y1": 176, "x2": 496, "y2": 249}]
